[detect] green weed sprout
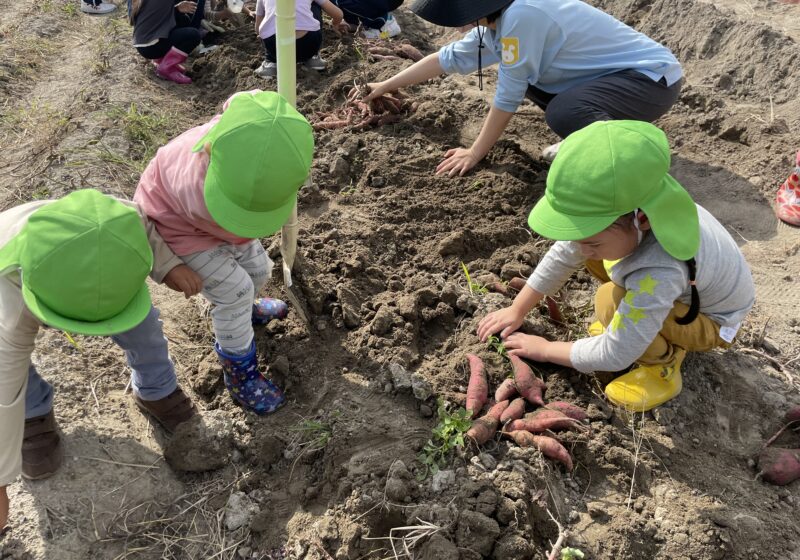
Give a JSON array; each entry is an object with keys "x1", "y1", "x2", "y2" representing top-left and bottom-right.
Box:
[
  {"x1": 561, "y1": 548, "x2": 585, "y2": 560},
  {"x1": 460, "y1": 261, "x2": 488, "y2": 295},
  {"x1": 486, "y1": 335, "x2": 508, "y2": 360},
  {"x1": 417, "y1": 399, "x2": 472, "y2": 479}
]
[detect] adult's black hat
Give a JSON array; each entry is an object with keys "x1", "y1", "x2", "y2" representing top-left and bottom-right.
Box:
[{"x1": 410, "y1": 0, "x2": 515, "y2": 27}]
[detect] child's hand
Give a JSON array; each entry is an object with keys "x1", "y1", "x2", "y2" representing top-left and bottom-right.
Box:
[
  {"x1": 436, "y1": 147, "x2": 479, "y2": 177},
  {"x1": 363, "y1": 82, "x2": 389, "y2": 102},
  {"x1": 477, "y1": 306, "x2": 524, "y2": 341},
  {"x1": 164, "y1": 265, "x2": 203, "y2": 298},
  {"x1": 0, "y1": 486, "x2": 8, "y2": 535},
  {"x1": 331, "y1": 18, "x2": 350, "y2": 35},
  {"x1": 503, "y1": 333, "x2": 552, "y2": 361}
]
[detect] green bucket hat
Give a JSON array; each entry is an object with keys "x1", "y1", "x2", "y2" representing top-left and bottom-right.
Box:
[
  {"x1": 193, "y1": 91, "x2": 314, "y2": 239},
  {"x1": 0, "y1": 189, "x2": 154, "y2": 335},
  {"x1": 528, "y1": 120, "x2": 699, "y2": 260}
]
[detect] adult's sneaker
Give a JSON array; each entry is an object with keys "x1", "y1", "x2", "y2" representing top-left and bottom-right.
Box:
[
  {"x1": 381, "y1": 13, "x2": 401, "y2": 37},
  {"x1": 255, "y1": 60, "x2": 277, "y2": 78},
  {"x1": 81, "y1": 1, "x2": 117, "y2": 14},
  {"x1": 304, "y1": 55, "x2": 326, "y2": 71}
]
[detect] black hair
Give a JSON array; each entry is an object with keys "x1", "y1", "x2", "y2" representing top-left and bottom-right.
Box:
[
  {"x1": 676, "y1": 258, "x2": 700, "y2": 325},
  {"x1": 486, "y1": 8, "x2": 504, "y2": 23}
]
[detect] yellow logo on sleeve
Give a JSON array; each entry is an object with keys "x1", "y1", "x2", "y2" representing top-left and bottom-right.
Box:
[{"x1": 500, "y1": 37, "x2": 520, "y2": 65}]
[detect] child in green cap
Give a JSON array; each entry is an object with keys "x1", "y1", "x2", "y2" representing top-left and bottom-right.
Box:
[
  {"x1": 0, "y1": 189, "x2": 199, "y2": 532},
  {"x1": 477, "y1": 120, "x2": 755, "y2": 412},
  {"x1": 134, "y1": 89, "x2": 314, "y2": 415}
]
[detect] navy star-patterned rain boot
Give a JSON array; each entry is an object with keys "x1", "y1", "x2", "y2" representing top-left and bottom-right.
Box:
[
  {"x1": 252, "y1": 297, "x2": 289, "y2": 325},
  {"x1": 215, "y1": 341, "x2": 285, "y2": 414}
]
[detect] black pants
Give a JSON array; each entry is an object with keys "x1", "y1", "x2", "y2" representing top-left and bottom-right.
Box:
[
  {"x1": 333, "y1": 0, "x2": 402, "y2": 29},
  {"x1": 136, "y1": 0, "x2": 206, "y2": 60},
  {"x1": 525, "y1": 69, "x2": 683, "y2": 139},
  {"x1": 263, "y1": 3, "x2": 323, "y2": 63}
]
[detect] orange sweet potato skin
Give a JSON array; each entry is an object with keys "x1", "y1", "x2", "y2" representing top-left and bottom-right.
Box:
[
  {"x1": 500, "y1": 398, "x2": 526, "y2": 424},
  {"x1": 545, "y1": 401, "x2": 588, "y2": 421},
  {"x1": 465, "y1": 354, "x2": 488, "y2": 419},
  {"x1": 510, "y1": 355, "x2": 546, "y2": 407},
  {"x1": 507, "y1": 431, "x2": 573, "y2": 471},
  {"x1": 495, "y1": 378, "x2": 517, "y2": 402},
  {"x1": 467, "y1": 400, "x2": 510, "y2": 445},
  {"x1": 508, "y1": 411, "x2": 582, "y2": 433},
  {"x1": 758, "y1": 447, "x2": 800, "y2": 486}
]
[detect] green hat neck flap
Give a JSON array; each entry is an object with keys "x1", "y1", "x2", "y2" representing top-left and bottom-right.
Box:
[
  {"x1": 528, "y1": 120, "x2": 699, "y2": 261},
  {"x1": 0, "y1": 189, "x2": 154, "y2": 335},
  {"x1": 194, "y1": 91, "x2": 314, "y2": 239}
]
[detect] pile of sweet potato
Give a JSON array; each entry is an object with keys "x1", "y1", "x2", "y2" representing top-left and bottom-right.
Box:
[
  {"x1": 464, "y1": 354, "x2": 587, "y2": 472},
  {"x1": 757, "y1": 406, "x2": 800, "y2": 486}
]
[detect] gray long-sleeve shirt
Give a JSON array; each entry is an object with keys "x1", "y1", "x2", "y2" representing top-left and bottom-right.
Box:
[{"x1": 526, "y1": 205, "x2": 755, "y2": 373}]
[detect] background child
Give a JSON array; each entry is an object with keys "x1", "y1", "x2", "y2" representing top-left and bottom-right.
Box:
[
  {"x1": 0, "y1": 189, "x2": 198, "y2": 532},
  {"x1": 332, "y1": 0, "x2": 403, "y2": 38},
  {"x1": 477, "y1": 120, "x2": 755, "y2": 412},
  {"x1": 254, "y1": 0, "x2": 347, "y2": 78},
  {"x1": 366, "y1": 0, "x2": 682, "y2": 174},
  {"x1": 134, "y1": 90, "x2": 314, "y2": 415}
]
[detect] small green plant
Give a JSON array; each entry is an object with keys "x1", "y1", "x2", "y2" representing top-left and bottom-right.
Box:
[
  {"x1": 561, "y1": 547, "x2": 585, "y2": 560},
  {"x1": 107, "y1": 103, "x2": 176, "y2": 168},
  {"x1": 486, "y1": 335, "x2": 508, "y2": 360},
  {"x1": 340, "y1": 179, "x2": 359, "y2": 197},
  {"x1": 61, "y1": 1, "x2": 78, "y2": 16},
  {"x1": 460, "y1": 261, "x2": 488, "y2": 295},
  {"x1": 288, "y1": 418, "x2": 334, "y2": 451},
  {"x1": 417, "y1": 399, "x2": 472, "y2": 479}
]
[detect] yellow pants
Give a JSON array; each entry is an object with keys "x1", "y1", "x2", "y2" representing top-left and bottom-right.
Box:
[{"x1": 586, "y1": 260, "x2": 729, "y2": 366}]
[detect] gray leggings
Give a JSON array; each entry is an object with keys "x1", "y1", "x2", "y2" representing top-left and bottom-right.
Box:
[{"x1": 526, "y1": 69, "x2": 682, "y2": 139}]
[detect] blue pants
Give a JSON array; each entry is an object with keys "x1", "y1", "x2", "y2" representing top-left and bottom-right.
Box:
[{"x1": 25, "y1": 307, "x2": 177, "y2": 419}]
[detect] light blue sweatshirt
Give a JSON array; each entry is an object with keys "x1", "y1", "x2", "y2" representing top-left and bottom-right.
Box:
[{"x1": 438, "y1": 0, "x2": 682, "y2": 113}]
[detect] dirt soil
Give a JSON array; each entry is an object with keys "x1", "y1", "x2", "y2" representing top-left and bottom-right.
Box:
[{"x1": 1, "y1": 0, "x2": 799, "y2": 558}]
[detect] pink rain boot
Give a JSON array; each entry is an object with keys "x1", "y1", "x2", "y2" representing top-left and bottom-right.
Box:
[
  {"x1": 152, "y1": 57, "x2": 186, "y2": 73},
  {"x1": 155, "y1": 47, "x2": 192, "y2": 84},
  {"x1": 776, "y1": 151, "x2": 800, "y2": 227}
]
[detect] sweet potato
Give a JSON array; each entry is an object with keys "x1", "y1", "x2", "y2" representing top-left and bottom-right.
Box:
[
  {"x1": 488, "y1": 282, "x2": 511, "y2": 297},
  {"x1": 507, "y1": 431, "x2": 573, "y2": 471},
  {"x1": 545, "y1": 296, "x2": 563, "y2": 324},
  {"x1": 785, "y1": 406, "x2": 800, "y2": 424},
  {"x1": 467, "y1": 400, "x2": 510, "y2": 445},
  {"x1": 757, "y1": 447, "x2": 800, "y2": 486},
  {"x1": 500, "y1": 398, "x2": 526, "y2": 424},
  {"x1": 495, "y1": 378, "x2": 517, "y2": 402},
  {"x1": 465, "y1": 354, "x2": 488, "y2": 418},
  {"x1": 394, "y1": 43, "x2": 424, "y2": 62},
  {"x1": 509, "y1": 409, "x2": 584, "y2": 433},
  {"x1": 545, "y1": 401, "x2": 588, "y2": 421},
  {"x1": 508, "y1": 277, "x2": 527, "y2": 292},
  {"x1": 511, "y1": 355, "x2": 546, "y2": 406}
]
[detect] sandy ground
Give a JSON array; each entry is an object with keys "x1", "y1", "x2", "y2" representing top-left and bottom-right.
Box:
[{"x1": 0, "y1": 0, "x2": 799, "y2": 558}]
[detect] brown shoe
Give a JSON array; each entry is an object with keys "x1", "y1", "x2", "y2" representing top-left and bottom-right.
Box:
[
  {"x1": 134, "y1": 387, "x2": 196, "y2": 433},
  {"x1": 22, "y1": 410, "x2": 63, "y2": 480}
]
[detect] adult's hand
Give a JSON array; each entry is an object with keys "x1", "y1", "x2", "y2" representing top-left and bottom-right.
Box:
[
  {"x1": 164, "y1": 264, "x2": 203, "y2": 298},
  {"x1": 175, "y1": 1, "x2": 197, "y2": 14},
  {"x1": 436, "y1": 147, "x2": 480, "y2": 177},
  {"x1": 0, "y1": 486, "x2": 8, "y2": 535}
]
